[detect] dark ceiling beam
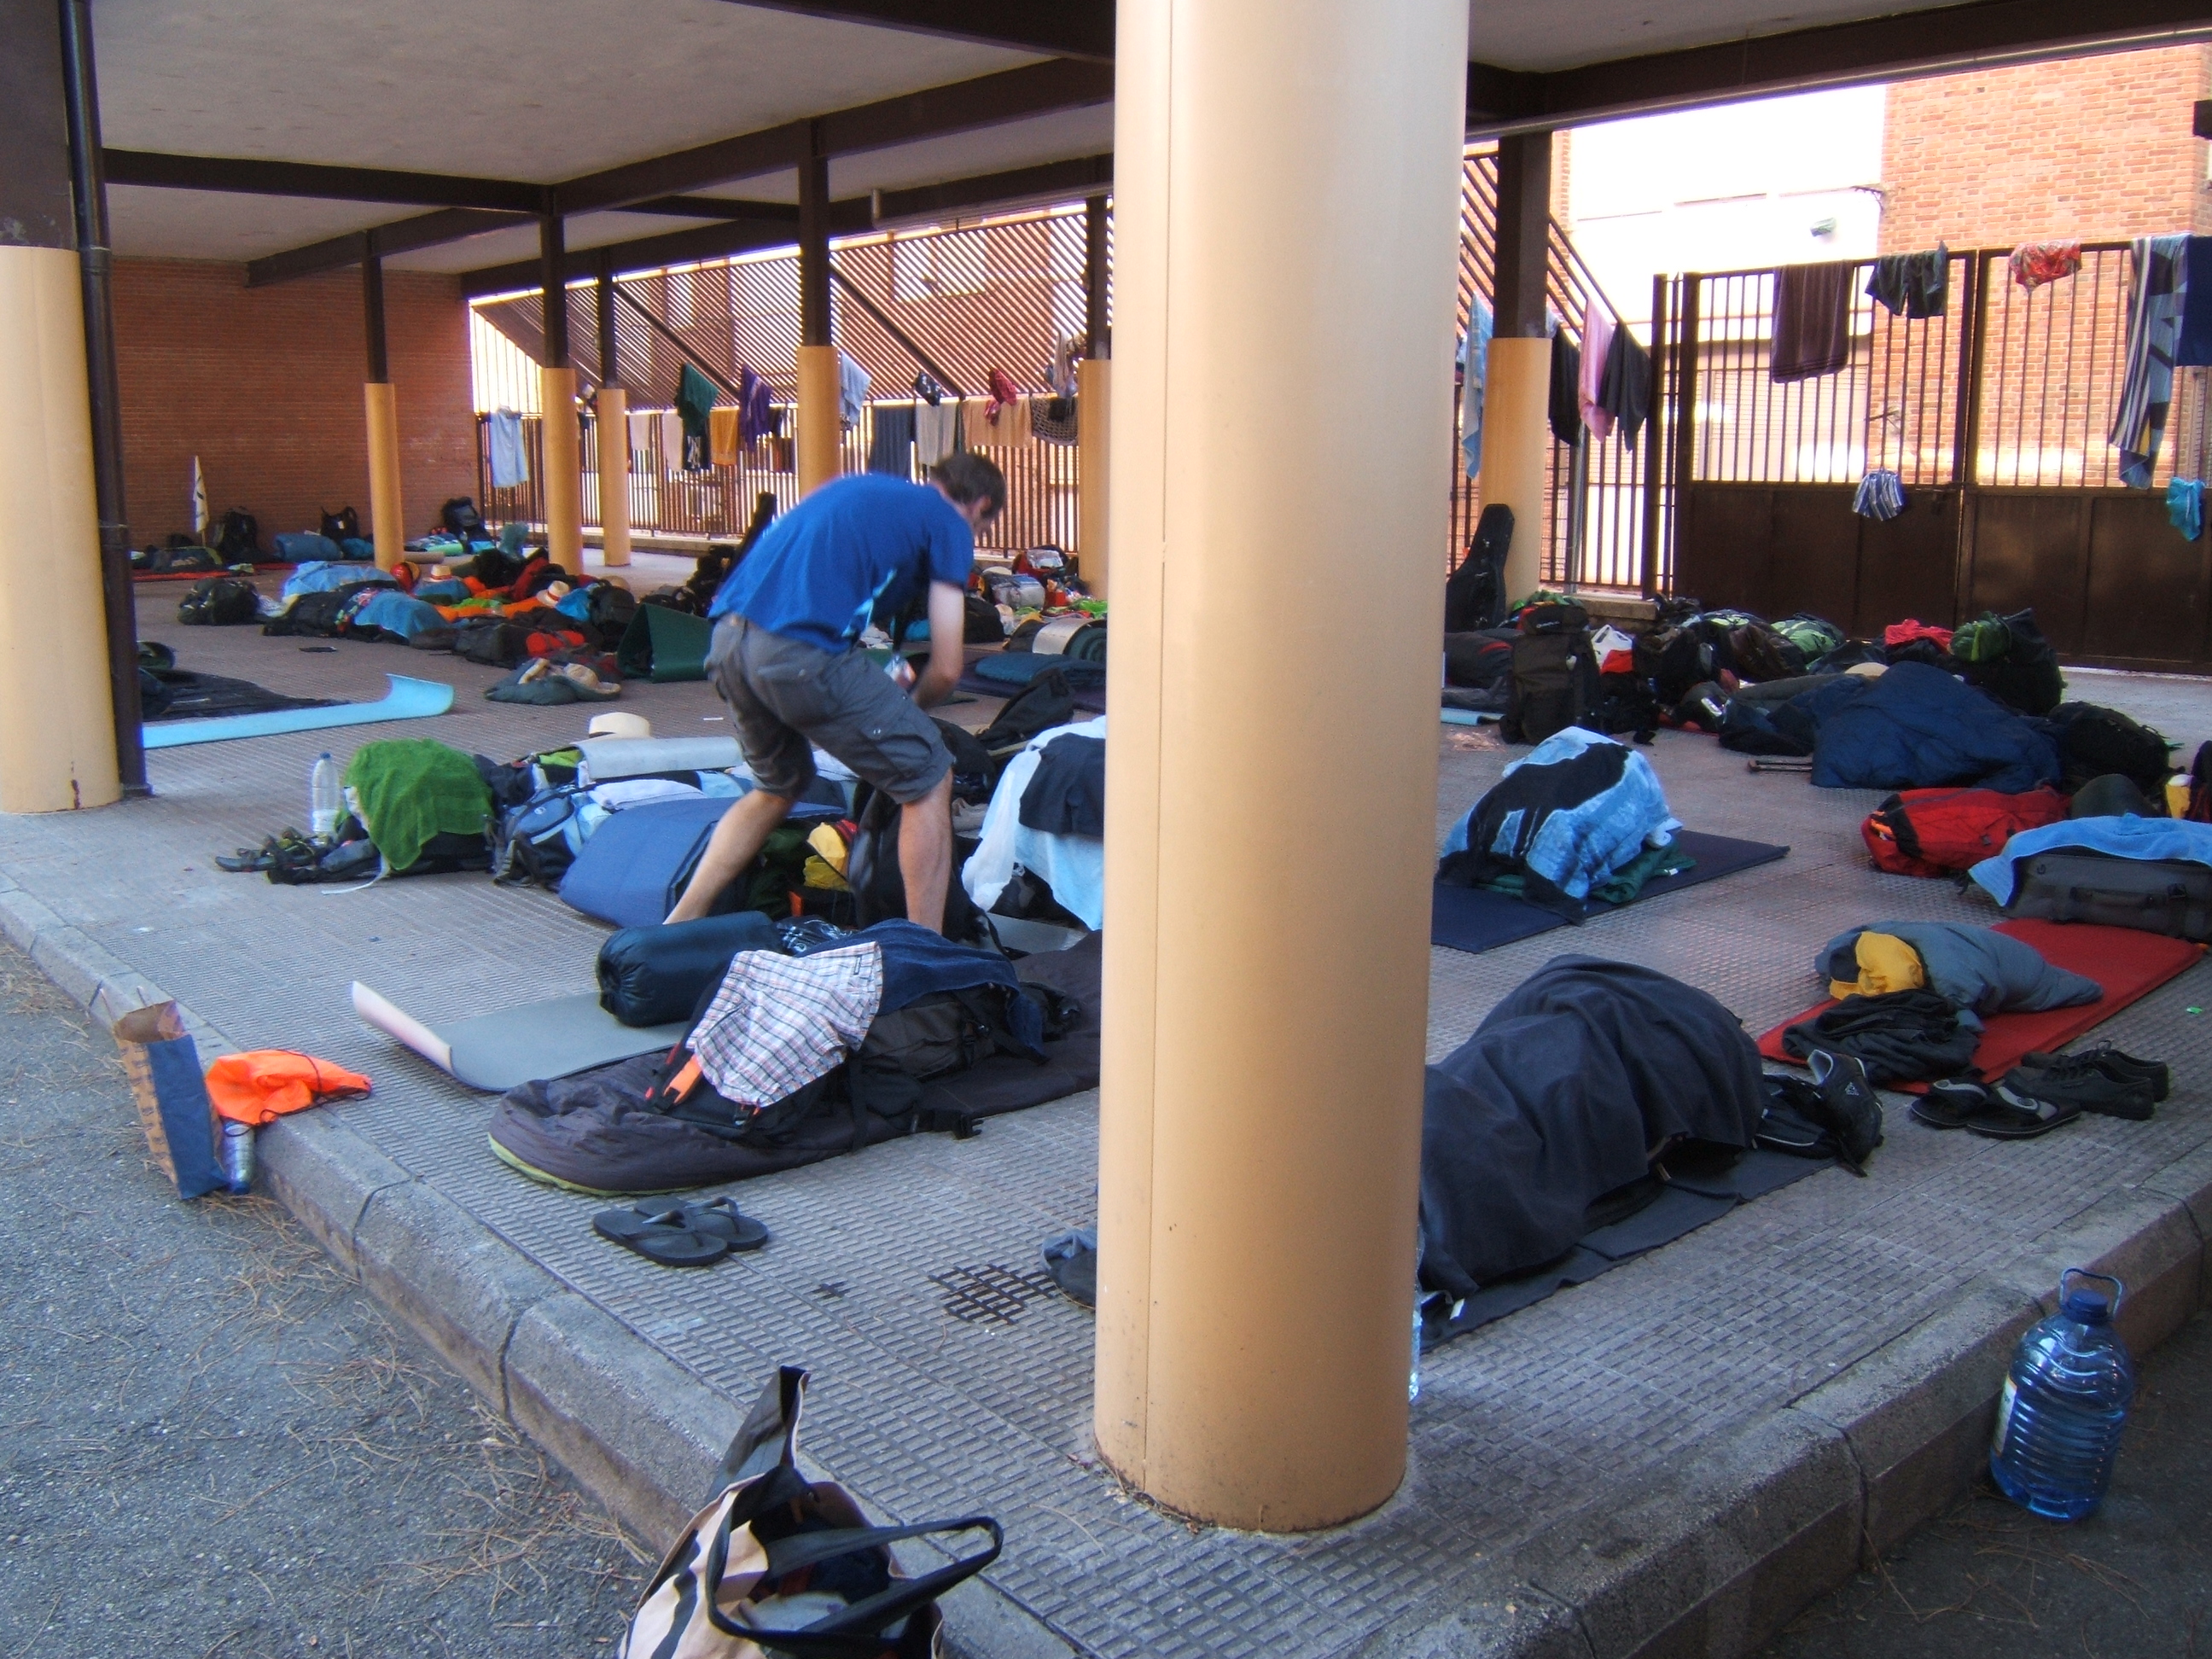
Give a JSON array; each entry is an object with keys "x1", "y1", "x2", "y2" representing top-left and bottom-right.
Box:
[
  {"x1": 871, "y1": 152, "x2": 1111, "y2": 224},
  {"x1": 1467, "y1": 0, "x2": 2212, "y2": 135},
  {"x1": 246, "y1": 208, "x2": 532, "y2": 288},
  {"x1": 103, "y1": 148, "x2": 545, "y2": 212},
  {"x1": 555, "y1": 57, "x2": 1112, "y2": 215},
  {"x1": 629, "y1": 195, "x2": 802, "y2": 220},
  {"x1": 458, "y1": 196, "x2": 875, "y2": 299},
  {"x1": 720, "y1": 0, "x2": 1111, "y2": 62}
]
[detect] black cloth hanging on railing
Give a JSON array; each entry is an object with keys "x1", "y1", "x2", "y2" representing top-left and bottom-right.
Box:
[
  {"x1": 1548, "y1": 333, "x2": 1582, "y2": 446},
  {"x1": 1598, "y1": 331, "x2": 1652, "y2": 447},
  {"x1": 1865, "y1": 246, "x2": 1949, "y2": 319},
  {"x1": 1771, "y1": 262, "x2": 1854, "y2": 382}
]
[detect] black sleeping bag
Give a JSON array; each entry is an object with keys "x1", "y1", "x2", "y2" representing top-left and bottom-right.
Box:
[
  {"x1": 1417, "y1": 956, "x2": 1767, "y2": 1299},
  {"x1": 597, "y1": 910, "x2": 786, "y2": 1027}
]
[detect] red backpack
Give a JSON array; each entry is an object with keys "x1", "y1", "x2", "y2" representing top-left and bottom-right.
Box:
[{"x1": 1861, "y1": 785, "x2": 2069, "y2": 877}]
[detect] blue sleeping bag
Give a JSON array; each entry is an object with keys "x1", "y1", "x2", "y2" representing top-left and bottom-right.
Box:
[
  {"x1": 559, "y1": 795, "x2": 836, "y2": 928},
  {"x1": 1810, "y1": 662, "x2": 2060, "y2": 794}
]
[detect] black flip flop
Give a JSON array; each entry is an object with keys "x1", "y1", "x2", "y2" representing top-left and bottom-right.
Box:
[
  {"x1": 1960, "y1": 1089, "x2": 2081, "y2": 1140},
  {"x1": 593, "y1": 1205, "x2": 731, "y2": 1266},
  {"x1": 1040, "y1": 1229, "x2": 1097, "y2": 1308},
  {"x1": 1912, "y1": 1077, "x2": 1988, "y2": 1131},
  {"x1": 683, "y1": 1196, "x2": 770, "y2": 1253}
]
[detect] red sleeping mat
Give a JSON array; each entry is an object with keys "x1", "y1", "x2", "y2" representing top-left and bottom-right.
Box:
[{"x1": 1758, "y1": 919, "x2": 2205, "y2": 1088}]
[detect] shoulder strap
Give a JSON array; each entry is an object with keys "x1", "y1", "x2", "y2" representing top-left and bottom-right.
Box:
[{"x1": 723, "y1": 1516, "x2": 1003, "y2": 1656}]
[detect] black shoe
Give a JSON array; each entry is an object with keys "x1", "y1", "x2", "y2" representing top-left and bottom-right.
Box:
[
  {"x1": 2004, "y1": 1052, "x2": 2156, "y2": 1121},
  {"x1": 1807, "y1": 1049, "x2": 1884, "y2": 1173},
  {"x1": 2023, "y1": 1045, "x2": 2169, "y2": 1104}
]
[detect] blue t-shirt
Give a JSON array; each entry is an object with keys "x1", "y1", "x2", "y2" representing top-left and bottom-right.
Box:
[{"x1": 708, "y1": 474, "x2": 975, "y2": 652}]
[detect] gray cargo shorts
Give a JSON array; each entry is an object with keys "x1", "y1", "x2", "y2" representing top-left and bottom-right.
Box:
[{"x1": 705, "y1": 616, "x2": 952, "y2": 804}]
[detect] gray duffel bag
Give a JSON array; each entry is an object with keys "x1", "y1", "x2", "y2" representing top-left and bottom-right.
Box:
[{"x1": 2005, "y1": 852, "x2": 2212, "y2": 942}]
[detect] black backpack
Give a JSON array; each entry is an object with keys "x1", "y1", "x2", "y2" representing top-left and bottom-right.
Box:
[
  {"x1": 1443, "y1": 504, "x2": 1513, "y2": 632},
  {"x1": 1633, "y1": 623, "x2": 1713, "y2": 706},
  {"x1": 438, "y1": 498, "x2": 486, "y2": 538},
  {"x1": 585, "y1": 581, "x2": 638, "y2": 639},
  {"x1": 1502, "y1": 604, "x2": 1598, "y2": 746},
  {"x1": 263, "y1": 585, "x2": 376, "y2": 637},
  {"x1": 976, "y1": 669, "x2": 1077, "y2": 753},
  {"x1": 177, "y1": 576, "x2": 259, "y2": 626},
  {"x1": 213, "y1": 509, "x2": 263, "y2": 564},
  {"x1": 843, "y1": 783, "x2": 989, "y2": 942},
  {"x1": 320, "y1": 506, "x2": 361, "y2": 543},
  {"x1": 2046, "y1": 703, "x2": 2173, "y2": 794},
  {"x1": 1957, "y1": 608, "x2": 2064, "y2": 715}
]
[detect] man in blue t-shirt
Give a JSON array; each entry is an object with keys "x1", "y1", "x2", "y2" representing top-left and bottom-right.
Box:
[{"x1": 666, "y1": 454, "x2": 1007, "y2": 932}]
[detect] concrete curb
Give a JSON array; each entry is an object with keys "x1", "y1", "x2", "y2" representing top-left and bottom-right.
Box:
[{"x1": 8, "y1": 878, "x2": 2209, "y2": 1657}]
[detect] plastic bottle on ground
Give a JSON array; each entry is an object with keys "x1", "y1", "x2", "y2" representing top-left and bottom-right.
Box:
[
  {"x1": 1990, "y1": 1267, "x2": 2135, "y2": 1521},
  {"x1": 218, "y1": 1119, "x2": 255, "y2": 1196},
  {"x1": 310, "y1": 752, "x2": 341, "y2": 840}
]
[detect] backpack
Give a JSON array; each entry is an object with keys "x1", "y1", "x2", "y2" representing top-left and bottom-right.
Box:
[
  {"x1": 975, "y1": 669, "x2": 1076, "y2": 752},
  {"x1": 262, "y1": 588, "x2": 358, "y2": 637},
  {"x1": 320, "y1": 506, "x2": 361, "y2": 543},
  {"x1": 1954, "y1": 608, "x2": 2064, "y2": 715},
  {"x1": 1860, "y1": 785, "x2": 2070, "y2": 877},
  {"x1": 438, "y1": 498, "x2": 485, "y2": 539},
  {"x1": 1442, "y1": 630, "x2": 1516, "y2": 689},
  {"x1": 176, "y1": 577, "x2": 259, "y2": 626},
  {"x1": 1725, "y1": 621, "x2": 1804, "y2": 684},
  {"x1": 1502, "y1": 606, "x2": 1598, "y2": 746},
  {"x1": 453, "y1": 618, "x2": 538, "y2": 667},
  {"x1": 2046, "y1": 703, "x2": 2174, "y2": 794},
  {"x1": 858, "y1": 987, "x2": 1037, "y2": 1082},
  {"x1": 1633, "y1": 624, "x2": 1713, "y2": 707},
  {"x1": 491, "y1": 783, "x2": 591, "y2": 888},
  {"x1": 585, "y1": 581, "x2": 638, "y2": 639},
  {"x1": 844, "y1": 783, "x2": 988, "y2": 942},
  {"x1": 213, "y1": 509, "x2": 263, "y2": 564},
  {"x1": 1442, "y1": 504, "x2": 1513, "y2": 632},
  {"x1": 2191, "y1": 741, "x2": 2212, "y2": 823}
]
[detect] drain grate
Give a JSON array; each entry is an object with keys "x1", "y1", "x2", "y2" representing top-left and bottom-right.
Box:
[{"x1": 928, "y1": 1263, "x2": 1060, "y2": 1324}]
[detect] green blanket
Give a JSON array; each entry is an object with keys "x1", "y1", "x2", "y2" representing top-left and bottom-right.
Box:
[
  {"x1": 1478, "y1": 840, "x2": 1696, "y2": 907},
  {"x1": 344, "y1": 739, "x2": 492, "y2": 871},
  {"x1": 618, "y1": 602, "x2": 714, "y2": 683}
]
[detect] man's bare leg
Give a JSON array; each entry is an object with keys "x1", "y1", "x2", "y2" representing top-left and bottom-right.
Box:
[
  {"x1": 665, "y1": 789, "x2": 794, "y2": 923},
  {"x1": 898, "y1": 771, "x2": 956, "y2": 934}
]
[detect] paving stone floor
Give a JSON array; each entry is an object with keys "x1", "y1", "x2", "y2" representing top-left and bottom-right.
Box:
[{"x1": 4, "y1": 582, "x2": 2209, "y2": 1659}]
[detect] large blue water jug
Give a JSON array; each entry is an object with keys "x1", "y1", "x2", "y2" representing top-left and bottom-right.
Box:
[{"x1": 1990, "y1": 1268, "x2": 2136, "y2": 1521}]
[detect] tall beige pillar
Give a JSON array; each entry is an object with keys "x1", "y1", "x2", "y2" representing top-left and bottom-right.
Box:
[
  {"x1": 1076, "y1": 356, "x2": 1111, "y2": 598},
  {"x1": 1095, "y1": 0, "x2": 1466, "y2": 1530},
  {"x1": 795, "y1": 345, "x2": 841, "y2": 497},
  {"x1": 597, "y1": 386, "x2": 632, "y2": 568},
  {"x1": 364, "y1": 381, "x2": 404, "y2": 571},
  {"x1": 540, "y1": 365, "x2": 583, "y2": 573},
  {"x1": 0, "y1": 246, "x2": 121, "y2": 812},
  {"x1": 1476, "y1": 336, "x2": 1551, "y2": 602}
]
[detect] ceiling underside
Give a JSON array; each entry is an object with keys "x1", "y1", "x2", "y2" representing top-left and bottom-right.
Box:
[{"x1": 87, "y1": 0, "x2": 2204, "y2": 276}]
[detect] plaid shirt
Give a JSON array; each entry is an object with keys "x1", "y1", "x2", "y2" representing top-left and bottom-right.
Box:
[{"x1": 689, "y1": 943, "x2": 882, "y2": 1107}]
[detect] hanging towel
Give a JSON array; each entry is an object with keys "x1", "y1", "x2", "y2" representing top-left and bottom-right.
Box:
[
  {"x1": 2168, "y1": 477, "x2": 2204, "y2": 541},
  {"x1": 915, "y1": 399, "x2": 958, "y2": 465},
  {"x1": 626, "y1": 409, "x2": 655, "y2": 470},
  {"x1": 1598, "y1": 329, "x2": 1653, "y2": 447},
  {"x1": 2176, "y1": 236, "x2": 2212, "y2": 367},
  {"x1": 1771, "y1": 262, "x2": 1854, "y2": 382},
  {"x1": 868, "y1": 402, "x2": 917, "y2": 475},
  {"x1": 2110, "y1": 234, "x2": 2188, "y2": 490},
  {"x1": 1460, "y1": 296, "x2": 1493, "y2": 478},
  {"x1": 963, "y1": 396, "x2": 996, "y2": 451},
  {"x1": 1865, "y1": 246, "x2": 1948, "y2": 318},
  {"x1": 1579, "y1": 303, "x2": 1616, "y2": 443},
  {"x1": 737, "y1": 364, "x2": 774, "y2": 445},
  {"x1": 2009, "y1": 241, "x2": 2082, "y2": 290},
  {"x1": 1853, "y1": 469, "x2": 1906, "y2": 521},
  {"x1": 657, "y1": 410, "x2": 684, "y2": 471},
  {"x1": 1547, "y1": 332, "x2": 1582, "y2": 446},
  {"x1": 486, "y1": 410, "x2": 529, "y2": 488},
  {"x1": 991, "y1": 394, "x2": 1038, "y2": 453},
  {"x1": 837, "y1": 352, "x2": 870, "y2": 427},
  {"x1": 675, "y1": 363, "x2": 718, "y2": 473},
  {"x1": 708, "y1": 406, "x2": 742, "y2": 468}
]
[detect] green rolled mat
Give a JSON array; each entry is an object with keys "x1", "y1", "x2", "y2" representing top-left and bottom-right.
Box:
[
  {"x1": 1062, "y1": 621, "x2": 1108, "y2": 663},
  {"x1": 618, "y1": 602, "x2": 715, "y2": 683}
]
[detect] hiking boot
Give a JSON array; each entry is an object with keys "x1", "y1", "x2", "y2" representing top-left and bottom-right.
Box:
[
  {"x1": 2023, "y1": 1045, "x2": 2169, "y2": 1104},
  {"x1": 2003, "y1": 1051, "x2": 2156, "y2": 1121}
]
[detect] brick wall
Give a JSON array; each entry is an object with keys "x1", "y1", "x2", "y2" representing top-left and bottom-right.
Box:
[
  {"x1": 111, "y1": 259, "x2": 477, "y2": 548},
  {"x1": 1881, "y1": 45, "x2": 2212, "y2": 252}
]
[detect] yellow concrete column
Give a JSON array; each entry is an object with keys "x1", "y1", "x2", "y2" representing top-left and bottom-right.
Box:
[
  {"x1": 597, "y1": 386, "x2": 632, "y2": 568},
  {"x1": 364, "y1": 381, "x2": 404, "y2": 572},
  {"x1": 0, "y1": 245, "x2": 120, "y2": 812},
  {"x1": 1095, "y1": 0, "x2": 1466, "y2": 1530},
  {"x1": 795, "y1": 345, "x2": 841, "y2": 498},
  {"x1": 540, "y1": 365, "x2": 582, "y2": 574},
  {"x1": 1475, "y1": 335, "x2": 1551, "y2": 603},
  {"x1": 1076, "y1": 356, "x2": 1110, "y2": 599}
]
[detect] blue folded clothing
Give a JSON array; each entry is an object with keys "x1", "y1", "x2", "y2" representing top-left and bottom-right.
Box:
[{"x1": 1971, "y1": 818, "x2": 2212, "y2": 905}]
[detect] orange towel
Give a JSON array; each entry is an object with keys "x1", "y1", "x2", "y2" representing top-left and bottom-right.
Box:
[{"x1": 205, "y1": 1051, "x2": 372, "y2": 1125}]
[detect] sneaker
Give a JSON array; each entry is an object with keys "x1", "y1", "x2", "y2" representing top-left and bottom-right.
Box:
[
  {"x1": 2003, "y1": 1051, "x2": 2156, "y2": 1121},
  {"x1": 2023, "y1": 1045, "x2": 2169, "y2": 1104},
  {"x1": 1806, "y1": 1049, "x2": 1884, "y2": 1172}
]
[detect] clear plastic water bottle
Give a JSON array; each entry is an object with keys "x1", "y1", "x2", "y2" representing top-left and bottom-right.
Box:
[
  {"x1": 1990, "y1": 1268, "x2": 2135, "y2": 1521},
  {"x1": 310, "y1": 752, "x2": 342, "y2": 840},
  {"x1": 218, "y1": 1119, "x2": 255, "y2": 1195}
]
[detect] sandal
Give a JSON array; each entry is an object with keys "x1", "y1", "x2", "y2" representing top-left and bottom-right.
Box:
[
  {"x1": 592, "y1": 1203, "x2": 731, "y2": 1267},
  {"x1": 681, "y1": 1196, "x2": 770, "y2": 1253},
  {"x1": 1912, "y1": 1076, "x2": 1988, "y2": 1131},
  {"x1": 1960, "y1": 1086, "x2": 2081, "y2": 1140}
]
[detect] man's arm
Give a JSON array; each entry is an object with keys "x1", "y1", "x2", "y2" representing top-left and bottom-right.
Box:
[{"x1": 911, "y1": 580, "x2": 968, "y2": 708}]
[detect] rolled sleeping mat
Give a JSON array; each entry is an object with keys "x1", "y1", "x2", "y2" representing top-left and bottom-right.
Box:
[
  {"x1": 1028, "y1": 615, "x2": 1107, "y2": 664},
  {"x1": 597, "y1": 909, "x2": 786, "y2": 1027}
]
